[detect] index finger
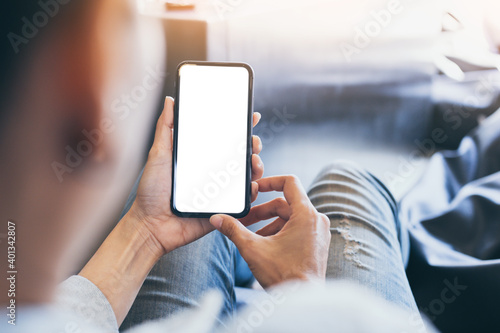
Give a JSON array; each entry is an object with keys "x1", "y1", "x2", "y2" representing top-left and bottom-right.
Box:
[
  {"x1": 252, "y1": 112, "x2": 261, "y2": 128},
  {"x1": 256, "y1": 175, "x2": 310, "y2": 207}
]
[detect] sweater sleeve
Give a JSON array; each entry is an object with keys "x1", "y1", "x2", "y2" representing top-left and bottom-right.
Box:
[{"x1": 56, "y1": 275, "x2": 119, "y2": 333}]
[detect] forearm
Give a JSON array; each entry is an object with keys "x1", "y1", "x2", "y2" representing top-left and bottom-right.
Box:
[{"x1": 79, "y1": 209, "x2": 164, "y2": 325}]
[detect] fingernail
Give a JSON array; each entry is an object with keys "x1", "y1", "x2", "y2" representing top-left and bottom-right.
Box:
[{"x1": 210, "y1": 215, "x2": 223, "y2": 229}]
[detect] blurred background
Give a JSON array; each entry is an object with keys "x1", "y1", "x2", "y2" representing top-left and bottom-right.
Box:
[
  {"x1": 125, "y1": 0, "x2": 500, "y2": 332},
  {"x1": 138, "y1": 0, "x2": 500, "y2": 199},
  {"x1": 2, "y1": 0, "x2": 499, "y2": 331},
  {"x1": 132, "y1": 0, "x2": 500, "y2": 332}
]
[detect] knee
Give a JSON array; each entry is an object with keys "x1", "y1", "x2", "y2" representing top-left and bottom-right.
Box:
[
  {"x1": 310, "y1": 160, "x2": 397, "y2": 215},
  {"x1": 315, "y1": 160, "x2": 370, "y2": 184},
  {"x1": 310, "y1": 160, "x2": 394, "y2": 204}
]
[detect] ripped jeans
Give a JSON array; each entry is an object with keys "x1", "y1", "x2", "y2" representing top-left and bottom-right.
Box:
[
  {"x1": 308, "y1": 161, "x2": 418, "y2": 312},
  {"x1": 121, "y1": 162, "x2": 418, "y2": 331}
]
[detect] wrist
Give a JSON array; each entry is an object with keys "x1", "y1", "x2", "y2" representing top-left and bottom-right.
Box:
[
  {"x1": 123, "y1": 205, "x2": 166, "y2": 259},
  {"x1": 79, "y1": 210, "x2": 164, "y2": 324}
]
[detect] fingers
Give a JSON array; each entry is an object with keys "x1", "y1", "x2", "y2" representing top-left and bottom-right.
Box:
[
  {"x1": 251, "y1": 113, "x2": 263, "y2": 178},
  {"x1": 252, "y1": 135, "x2": 262, "y2": 154},
  {"x1": 252, "y1": 112, "x2": 261, "y2": 127},
  {"x1": 149, "y1": 97, "x2": 175, "y2": 158},
  {"x1": 251, "y1": 154, "x2": 264, "y2": 181},
  {"x1": 256, "y1": 217, "x2": 287, "y2": 236},
  {"x1": 251, "y1": 182, "x2": 258, "y2": 203},
  {"x1": 239, "y1": 198, "x2": 290, "y2": 226},
  {"x1": 256, "y1": 175, "x2": 310, "y2": 207},
  {"x1": 163, "y1": 96, "x2": 175, "y2": 129},
  {"x1": 210, "y1": 214, "x2": 256, "y2": 249}
]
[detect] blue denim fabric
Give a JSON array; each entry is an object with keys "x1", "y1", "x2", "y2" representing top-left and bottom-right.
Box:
[
  {"x1": 120, "y1": 231, "x2": 238, "y2": 331},
  {"x1": 307, "y1": 161, "x2": 417, "y2": 313},
  {"x1": 120, "y1": 162, "x2": 419, "y2": 331}
]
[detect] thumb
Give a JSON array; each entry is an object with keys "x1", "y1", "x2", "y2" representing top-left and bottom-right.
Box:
[
  {"x1": 210, "y1": 214, "x2": 256, "y2": 248},
  {"x1": 149, "y1": 97, "x2": 174, "y2": 158}
]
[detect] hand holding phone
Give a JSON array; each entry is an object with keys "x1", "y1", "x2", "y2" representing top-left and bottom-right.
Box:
[{"x1": 125, "y1": 88, "x2": 263, "y2": 255}]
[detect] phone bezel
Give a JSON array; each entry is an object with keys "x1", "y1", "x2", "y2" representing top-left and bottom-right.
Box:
[{"x1": 171, "y1": 61, "x2": 254, "y2": 218}]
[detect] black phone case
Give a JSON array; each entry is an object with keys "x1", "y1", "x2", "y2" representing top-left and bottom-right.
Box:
[{"x1": 170, "y1": 61, "x2": 254, "y2": 218}]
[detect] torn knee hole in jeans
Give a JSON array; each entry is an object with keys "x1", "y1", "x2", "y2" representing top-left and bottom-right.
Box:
[{"x1": 332, "y1": 218, "x2": 367, "y2": 269}]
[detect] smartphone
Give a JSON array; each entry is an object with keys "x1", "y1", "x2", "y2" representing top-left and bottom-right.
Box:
[{"x1": 171, "y1": 61, "x2": 254, "y2": 218}]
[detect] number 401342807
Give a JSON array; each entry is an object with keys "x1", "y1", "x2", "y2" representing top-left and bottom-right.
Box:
[{"x1": 7, "y1": 221, "x2": 16, "y2": 270}]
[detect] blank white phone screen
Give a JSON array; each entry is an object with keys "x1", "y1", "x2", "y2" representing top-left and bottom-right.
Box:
[{"x1": 174, "y1": 64, "x2": 250, "y2": 214}]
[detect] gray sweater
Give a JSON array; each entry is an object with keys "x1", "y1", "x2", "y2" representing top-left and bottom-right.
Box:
[{"x1": 2, "y1": 275, "x2": 435, "y2": 332}]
